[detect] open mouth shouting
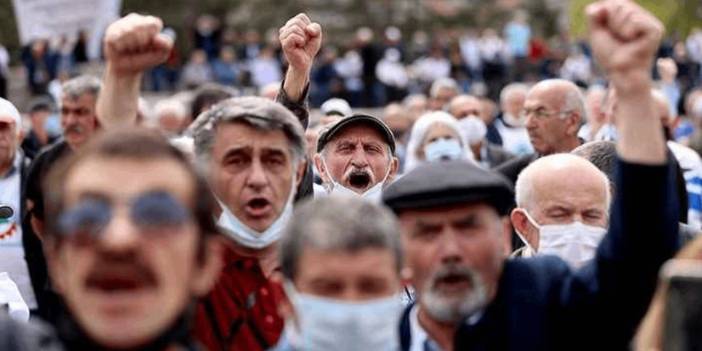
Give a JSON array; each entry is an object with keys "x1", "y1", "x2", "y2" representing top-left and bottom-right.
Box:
[
  {"x1": 243, "y1": 196, "x2": 273, "y2": 219},
  {"x1": 346, "y1": 170, "x2": 373, "y2": 192}
]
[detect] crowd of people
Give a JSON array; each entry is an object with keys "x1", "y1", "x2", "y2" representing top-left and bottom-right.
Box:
[{"x1": 0, "y1": 0, "x2": 701, "y2": 350}]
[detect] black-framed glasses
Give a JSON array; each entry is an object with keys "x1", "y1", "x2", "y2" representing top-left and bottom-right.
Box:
[{"x1": 57, "y1": 191, "x2": 192, "y2": 245}]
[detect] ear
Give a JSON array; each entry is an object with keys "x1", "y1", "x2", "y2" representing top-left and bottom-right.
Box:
[
  {"x1": 295, "y1": 158, "x2": 307, "y2": 188},
  {"x1": 191, "y1": 235, "x2": 224, "y2": 296},
  {"x1": 313, "y1": 153, "x2": 330, "y2": 184},
  {"x1": 565, "y1": 112, "x2": 581, "y2": 136},
  {"x1": 500, "y1": 217, "x2": 513, "y2": 256},
  {"x1": 43, "y1": 240, "x2": 66, "y2": 294},
  {"x1": 510, "y1": 208, "x2": 539, "y2": 250},
  {"x1": 386, "y1": 156, "x2": 400, "y2": 183}
]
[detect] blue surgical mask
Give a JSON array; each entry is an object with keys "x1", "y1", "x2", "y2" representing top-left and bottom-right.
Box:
[
  {"x1": 284, "y1": 283, "x2": 402, "y2": 351},
  {"x1": 216, "y1": 176, "x2": 296, "y2": 249},
  {"x1": 424, "y1": 138, "x2": 463, "y2": 162},
  {"x1": 43, "y1": 113, "x2": 62, "y2": 138}
]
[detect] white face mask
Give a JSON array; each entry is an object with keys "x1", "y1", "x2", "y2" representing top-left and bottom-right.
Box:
[
  {"x1": 215, "y1": 176, "x2": 297, "y2": 249},
  {"x1": 457, "y1": 115, "x2": 487, "y2": 145},
  {"x1": 523, "y1": 211, "x2": 607, "y2": 269},
  {"x1": 321, "y1": 158, "x2": 391, "y2": 202},
  {"x1": 284, "y1": 283, "x2": 402, "y2": 351}
]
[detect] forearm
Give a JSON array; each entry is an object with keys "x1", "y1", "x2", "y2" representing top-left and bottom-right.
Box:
[
  {"x1": 277, "y1": 68, "x2": 310, "y2": 130},
  {"x1": 282, "y1": 67, "x2": 309, "y2": 103},
  {"x1": 96, "y1": 64, "x2": 142, "y2": 129},
  {"x1": 613, "y1": 75, "x2": 667, "y2": 165}
]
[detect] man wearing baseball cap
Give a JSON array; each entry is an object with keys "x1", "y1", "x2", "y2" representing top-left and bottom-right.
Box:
[{"x1": 314, "y1": 114, "x2": 399, "y2": 201}]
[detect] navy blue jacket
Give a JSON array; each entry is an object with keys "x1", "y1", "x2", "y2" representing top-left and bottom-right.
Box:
[{"x1": 402, "y1": 158, "x2": 680, "y2": 351}]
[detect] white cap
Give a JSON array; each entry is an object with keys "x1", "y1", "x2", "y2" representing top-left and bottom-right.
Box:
[
  {"x1": 320, "y1": 98, "x2": 352, "y2": 117},
  {"x1": 0, "y1": 98, "x2": 21, "y2": 133}
]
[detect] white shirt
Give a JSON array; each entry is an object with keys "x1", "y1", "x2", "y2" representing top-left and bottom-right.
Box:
[
  {"x1": 495, "y1": 119, "x2": 533, "y2": 156},
  {"x1": 0, "y1": 154, "x2": 37, "y2": 309}
]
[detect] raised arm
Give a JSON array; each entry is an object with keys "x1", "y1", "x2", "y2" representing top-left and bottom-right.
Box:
[
  {"x1": 276, "y1": 13, "x2": 322, "y2": 130},
  {"x1": 97, "y1": 14, "x2": 173, "y2": 128},
  {"x1": 587, "y1": 0, "x2": 666, "y2": 163}
]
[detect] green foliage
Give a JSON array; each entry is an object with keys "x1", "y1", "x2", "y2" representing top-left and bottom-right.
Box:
[{"x1": 569, "y1": 0, "x2": 702, "y2": 38}]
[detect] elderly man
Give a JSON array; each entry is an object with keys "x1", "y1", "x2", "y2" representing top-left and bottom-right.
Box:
[
  {"x1": 448, "y1": 95, "x2": 514, "y2": 169},
  {"x1": 510, "y1": 154, "x2": 611, "y2": 267},
  {"x1": 384, "y1": 1, "x2": 678, "y2": 350},
  {"x1": 428, "y1": 78, "x2": 459, "y2": 111},
  {"x1": 494, "y1": 79, "x2": 584, "y2": 183},
  {"x1": 272, "y1": 196, "x2": 404, "y2": 351},
  {"x1": 314, "y1": 114, "x2": 399, "y2": 200},
  {"x1": 25, "y1": 75, "x2": 102, "y2": 237},
  {"x1": 0, "y1": 98, "x2": 38, "y2": 318},
  {"x1": 42, "y1": 129, "x2": 222, "y2": 350},
  {"x1": 152, "y1": 98, "x2": 189, "y2": 137},
  {"x1": 494, "y1": 83, "x2": 533, "y2": 156}
]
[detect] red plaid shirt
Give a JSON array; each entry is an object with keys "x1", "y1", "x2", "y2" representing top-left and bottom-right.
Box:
[{"x1": 193, "y1": 243, "x2": 285, "y2": 351}]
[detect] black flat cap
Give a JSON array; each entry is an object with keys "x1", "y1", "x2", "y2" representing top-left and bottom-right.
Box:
[
  {"x1": 382, "y1": 160, "x2": 514, "y2": 215},
  {"x1": 317, "y1": 114, "x2": 396, "y2": 153}
]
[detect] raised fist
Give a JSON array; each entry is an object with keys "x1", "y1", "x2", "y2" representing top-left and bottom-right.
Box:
[
  {"x1": 103, "y1": 13, "x2": 174, "y2": 75},
  {"x1": 279, "y1": 13, "x2": 322, "y2": 74},
  {"x1": 587, "y1": 0, "x2": 663, "y2": 87}
]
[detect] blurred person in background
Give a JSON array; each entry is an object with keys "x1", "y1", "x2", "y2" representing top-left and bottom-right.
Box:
[
  {"x1": 21, "y1": 97, "x2": 61, "y2": 158},
  {"x1": 427, "y1": 78, "x2": 459, "y2": 111},
  {"x1": 404, "y1": 111, "x2": 472, "y2": 173},
  {"x1": 577, "y1": 86, "x2": 608, "y2": 142},
  {"x1": 181, "y1": 49, "x2": 213, "y2": 89},
  {"x1": 449, "y1": 95, "x2": 514, "y2": 168},
  {"x1": 153, "y1": 99, "x2": 189, "y2": 137},
  {"x1": 250, "y1": 46, "x2": 283, "y2": 90},
  {"x1": 414, "y1": 48, "x2": 452, "y2": 102},
  {"x1": 495, "y1": 83, "x2": 533, "y2": 155},
  {"x1": 212, "y1": 46, "x2": 241, "y2": 86}
]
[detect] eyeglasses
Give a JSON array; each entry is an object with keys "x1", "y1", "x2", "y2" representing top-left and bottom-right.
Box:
[
  {"x1": 57, "y1": 191, "x2": 192, "y2": 245},
  {"x1": 522, "y1": 107, "x2": 572, "y2": 120}
]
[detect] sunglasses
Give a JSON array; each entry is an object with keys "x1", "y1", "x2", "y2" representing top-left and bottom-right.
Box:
[{"x1": 57, "y1": 191, "x2": 192, "y2": 245}]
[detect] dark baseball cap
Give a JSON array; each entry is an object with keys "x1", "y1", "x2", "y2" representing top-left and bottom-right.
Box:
[{"x1": 316, "y1": 114, "x2": 396, "y2": 153}]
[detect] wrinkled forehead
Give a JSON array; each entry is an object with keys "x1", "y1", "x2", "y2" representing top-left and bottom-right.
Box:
[
  {"x1": 214, "y1": 121, "x2": 293, "y2": 155},
  {"x1": 63, "y1": 156, "x2": 195, "y2": 206},
  {"x1": 328, "y1": 123, "x2": 388, "y2": 148},
  {"x1": 525, "y1": 85, "x2": 564, "y2": 110},
  {"x1": 61, "y1": 93, "x2": 97, "y2": 108}
]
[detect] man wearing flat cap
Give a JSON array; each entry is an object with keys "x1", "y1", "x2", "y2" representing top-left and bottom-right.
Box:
[
  {"x1": 384, "y1": 1, "x2": 679, "y2": 350},
  {"x1": 314, "y1": 114, "x2": 399, "y2": 201}
]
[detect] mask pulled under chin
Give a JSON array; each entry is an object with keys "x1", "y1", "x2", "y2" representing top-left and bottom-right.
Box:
[
  {"x1": 322, "y1": 158, "x2": 390, "y2": 203},
  {"x1": 216, "y1": 178, "x2": 297, "y2": 249},
  {"x1": 283, "y1": 282, "x2": 402, "y2": 351},
  {"x1": 522, "y1": 211, "x2": 607, "y2": 269}
]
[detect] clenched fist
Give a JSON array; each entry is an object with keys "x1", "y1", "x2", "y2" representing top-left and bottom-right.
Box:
[
  {"x1": 103, "y1": 13, "x2": 174, "y2": 75},
  {"x1": 587, "y1": 0, "x2": 663, "y2": 91},
  {"x1": 279, "y1": 13, "x2": 322, "y2": 74}
]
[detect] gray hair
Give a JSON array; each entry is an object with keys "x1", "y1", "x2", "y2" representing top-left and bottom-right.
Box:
[
  {"x1": 190, "y1": 96, "x2": 306, "y2": 171},
  {"x1": 499, "y1": 83, "x2": 529, "y2": 104},
  {"x1": 530, "y1": 79, "x2": 586, "y2": 123},
  {"x1": 61, "y1": 75, "x2": 101, "y2": 101},
  {"x1": 280, "y1": 196, "x2": 403, "y2": 280},
  {"x1": 430, "y1": 78, "x2": 459, "y2": 98}
]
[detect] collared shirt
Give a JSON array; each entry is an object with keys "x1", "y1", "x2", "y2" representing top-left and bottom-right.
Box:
[
  {"x1": 0, "y1": 152, "x2": 37, "y2": 309},
  {"x1": 408, "y1": 304, "x2": 484, "y2": 351},
  {"x1": 193, "y1": 242, "x2": 285, "y2": 351}
]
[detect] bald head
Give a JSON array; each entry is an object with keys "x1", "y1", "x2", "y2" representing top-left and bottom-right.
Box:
[
  {"x1": 524, "y1": 79, "x2": 585, "y2": 155},
  {"x1": 448, "y1": 95, "x2": 483, "y2": 120},
  {"x1": 515, "y1": 153, "x2": 611, "y2": 215}
]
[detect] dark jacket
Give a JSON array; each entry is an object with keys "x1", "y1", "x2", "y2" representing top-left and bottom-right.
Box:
[
  {"x1": 451, "y1": 158, "x2": 679, "y2": 350},
  {"x1": 484, "y1": 143, "x2": 515, "y2": 169}
]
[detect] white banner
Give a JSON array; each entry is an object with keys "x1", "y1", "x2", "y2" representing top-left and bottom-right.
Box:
[{"x1": 12, "y1": 0, "x2": 122, "y2": 49}]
